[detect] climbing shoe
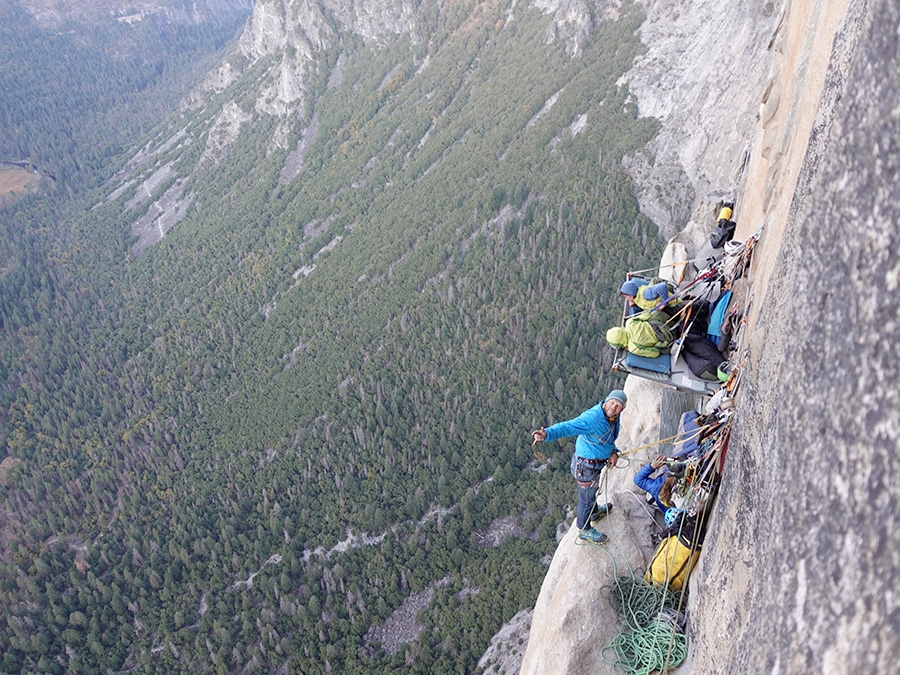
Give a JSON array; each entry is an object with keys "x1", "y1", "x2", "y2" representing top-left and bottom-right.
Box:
[
  {"x1": 591, "y1": 502, "x2": 613, "y2": 523},
  {"x1": 578, "y1": 527, "x2": 608, "y2": 544}
]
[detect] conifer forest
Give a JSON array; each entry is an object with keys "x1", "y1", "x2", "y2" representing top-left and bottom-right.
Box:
[{"x1": 0, "y1": 0, "x2": 664, "y2": 671}]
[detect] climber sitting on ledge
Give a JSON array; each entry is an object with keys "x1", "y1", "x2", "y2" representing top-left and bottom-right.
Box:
[
  {"x1": 606, "y1": 310, "x2": 676, "y2": 358},
  {"x1": 531, "y1": 390, "x2": 627, "y2": 545},
  {"x1": 620, "y1": 278, "x2": 674, "y2": 316}
]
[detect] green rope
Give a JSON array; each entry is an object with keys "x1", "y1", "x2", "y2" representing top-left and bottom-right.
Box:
[
  {"x1": 600, "y1": 576, "x2": 689, "y2": 673},
  {"x1": 606, "y1": 577, "x2": 684, "y2": 631},
  {"x1": 575, "y1": 476, "x2": 691, "y2": 674},
  {"x1": 603, "y1": 619, "x2": 688, "y2": 675}
]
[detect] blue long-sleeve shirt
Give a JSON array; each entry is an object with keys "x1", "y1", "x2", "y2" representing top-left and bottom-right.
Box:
[
  {"x1": 543, "y1": 402, "x2": 620, "y2": 460},
  {"x1": 626, "y1": 281, "x2": 671, "y2": 315},
  {"x1": 634, "y1": 463, "x2": 670, "y2": 513},
  {"x1": 640, "y1": 282, "x2": 670, "y2": 304}
]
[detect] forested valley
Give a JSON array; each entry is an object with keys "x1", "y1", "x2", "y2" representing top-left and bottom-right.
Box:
[
  {"x1": 0, "y1": 1, "x2": 250, "y2": 192},
  {"x1": 0, "y1": 0, "x2": 665, "y2": 672}
]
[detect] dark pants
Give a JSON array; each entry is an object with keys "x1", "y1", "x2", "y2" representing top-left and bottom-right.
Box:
[{"x1": 570, "y1": 454, "x2": 606, "y2": 530}]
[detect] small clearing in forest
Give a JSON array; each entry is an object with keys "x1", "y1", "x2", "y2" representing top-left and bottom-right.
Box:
[{"x1": 0, "y1": 168, "x2": 40, "y2": 203}]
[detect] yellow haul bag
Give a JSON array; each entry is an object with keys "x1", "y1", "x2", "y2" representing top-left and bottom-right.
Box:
[{"x1": 645, "y1": 535, "x2": 700, "y2": 591}]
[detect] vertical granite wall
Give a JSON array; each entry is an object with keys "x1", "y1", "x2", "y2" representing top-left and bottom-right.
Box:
[{"x1": 688, "y1": 1, "x2": 900, "y2": 672}]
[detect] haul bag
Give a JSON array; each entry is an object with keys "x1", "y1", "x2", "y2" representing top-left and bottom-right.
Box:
[
  {"x1": 645, "y1": 535, "x2": 700, "y2": 591},
  {"x1": 673, "y1": 411, "x2": 702, "y2": 458}
]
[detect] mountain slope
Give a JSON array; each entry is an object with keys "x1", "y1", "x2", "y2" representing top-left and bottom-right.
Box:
[{"x1": 0, "y1": 0, "x2": 670, "y2": 672}]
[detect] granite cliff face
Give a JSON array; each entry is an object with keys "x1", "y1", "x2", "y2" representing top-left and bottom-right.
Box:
[
  {"x1": 620, "y1": 0, "x2": 778, "y2": 239},
  {"x1": 520, "y1": 0, "x2": 900, "y2": 673},
  {"x1": 232, "y1": 0, "x2": 419, "y2": 117},
  {"x1": 689, "y1": 0, "x2": 900, "y2": 671}
]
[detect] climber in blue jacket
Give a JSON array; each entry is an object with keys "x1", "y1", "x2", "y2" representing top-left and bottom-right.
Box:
[
  {"x1": 620, "y1": 279, "x2": 672, "y2": 316},
  {"x1": 531, "y1": 390, "x2": 627, "y2": 544},
  {"x1": 634, "y1": 456, "x2": 681, "y2": 514}
]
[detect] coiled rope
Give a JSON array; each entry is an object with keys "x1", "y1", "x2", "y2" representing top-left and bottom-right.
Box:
[
  {"x1": 607, "y1": 577, "x2": 684, "y2": 630},
  {"x1": 573, "y1": 475, "x2": 690, "y2": 674},
  {"x1": 604, "y1": 618, "x2": 689, "y2": 675}
]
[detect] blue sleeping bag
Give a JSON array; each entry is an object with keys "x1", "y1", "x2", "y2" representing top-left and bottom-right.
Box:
[
  {"x1": 707, "y1": 290, "x2": 733, "y2": 346},
  {"x1": 624, "y1": 351, "x2": 672, "y2": 374}
]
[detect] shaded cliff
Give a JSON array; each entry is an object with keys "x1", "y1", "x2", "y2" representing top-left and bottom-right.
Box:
[
  {"x1": 620, "y1": 0, "x2": 779, "y2": 239},
  {"x1": 521, "y1": 0, "x2": 900, "y2": 673}
]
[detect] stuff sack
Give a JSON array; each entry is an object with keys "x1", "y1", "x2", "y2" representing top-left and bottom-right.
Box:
[
  {"x1": 709, "y1": 204, "x2": 737, "y2": 248},
  {"x1": 681, "y1": 334, "x2": 725, "y2": 380},
  {"x1": 673, "y1": 410, "x2": 702, "y2": 458},
  {"x1": 709, "y1": 219, "x2": 737, "y2": 248},
  {"x1": 645, "y1": 535, "x2": 700, "y2": 591}
]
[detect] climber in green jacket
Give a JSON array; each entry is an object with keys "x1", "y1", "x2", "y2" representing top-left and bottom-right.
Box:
[{"x1": 606, "y1": 310, "x2": 676, "y2": 358}]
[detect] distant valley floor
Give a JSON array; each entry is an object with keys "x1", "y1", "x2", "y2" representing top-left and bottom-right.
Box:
[{"x1": 0, "y1": 167, "x2": 41, "y2": 203}]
